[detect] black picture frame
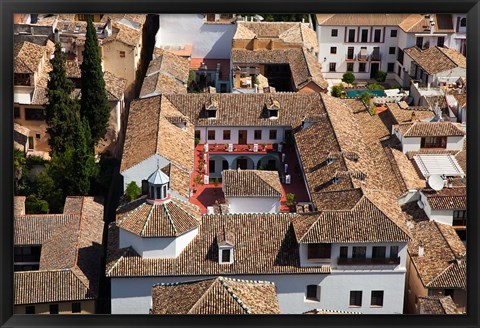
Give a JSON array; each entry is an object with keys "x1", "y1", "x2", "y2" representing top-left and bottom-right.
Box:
[{"x1": 1, "y1": 0, "x2": 479, "y2": 327}]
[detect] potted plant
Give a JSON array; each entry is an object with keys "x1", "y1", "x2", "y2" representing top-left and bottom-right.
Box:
[
  {"x1": 193, "y1": 175, "x2": 202, "y2": 193},
  {"x1": 286, "y1": 193, "x2": 296, "y2": 212},
  {"x1": 261, "y1": 143, "x2": 266, "y2": 151},
  {"x1": 224, "y1": 143, "x2": 228, "y2": 150}
]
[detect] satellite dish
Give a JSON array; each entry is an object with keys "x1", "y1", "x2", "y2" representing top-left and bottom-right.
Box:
[
  {"x1": 255, "y1": 15, "x2": 264, "y2": 21},
  {"x1": 428, "y1": 175, "x2": 444, "y2": 191}
]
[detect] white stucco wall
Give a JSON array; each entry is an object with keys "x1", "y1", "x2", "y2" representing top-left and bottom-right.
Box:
[
  {"x1": 446, "y1": 135, "x2": 465, "y2": 151},
  {"x1": 226, "y1": 196, "x2": 280, "y2": 213},
  {"x1": 401, "y1": 136, "x2": 422, "y2": 153},
  {"x1": 119, "y1": 227, "x2": 198, "y2": 258},
  {"x1": 156, "y1": 14, "x2": 236, "y2": 59},
  {"x1": 111, "y1": 270, "x2": 406, "y2": 314},
  {"x1": 419, "y1": 192, "x2": 454, "y2": 225},
  {"x1": 196, "y1": 126, "x2": 286, "y2": 145}
]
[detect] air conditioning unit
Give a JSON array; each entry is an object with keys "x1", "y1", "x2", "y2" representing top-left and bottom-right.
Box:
[
  {"x1": 228, "y1": 143, "x2": 233, "y2": 152},
  {"x1": 204, "y1": 175, "x2": 209, "y2": 185},
  {"x1": 284, "y1": 164, "x2": 288, "y2": 173},
  {"x1": 281, "y1": 153, "x2": 286, "y2": 163},
  {"x1": 253, "y1": 144, "x2": 258, "y2": 152}
]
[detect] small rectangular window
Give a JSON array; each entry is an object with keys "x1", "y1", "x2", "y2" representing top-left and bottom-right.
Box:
[
  {"x1": 387, "y1": 63, "x2": 395, "y2": 72},
  {"x1": 222, "y1": 160, "x2": 229, "y2": 170},
  {"x1": 359, "y1": 63, "x2": 366, "y2": 72},
  {"x1": 254, "y1": 130, "x2": 262, "y2": 140},
  {"x1": 389, "y1": 47, "x2": 396, "y2": 55},
  {"x1": 372, "y1": 246, "x2": 386, "y2": 259},
  {"x1": 269, "y1": 129, "x2": 277, "y2": 140},
  {"x1": 348, "y1": 29, "x2": 356, "y2": 42},
  {"x1": 361, "y1": 29, "x2": 368, "y2": 43},
  {"x1": 209, "y1": 160, "x2": 215, "y2": 174},
  {"x1": 49, "y1": 304, "x2": 59, "y2": 314},
  {"x1": 340, "y1": 246, "x2": 348, "y2": 258},
  {"x1": 306, "y1": 285, "x2": 320, "y2": 301},
  {"x1": 28, "y1": 137, "x2": 34, "y2": 150},
  {"x1": 221, "y1": 249, "x2": 230, "y2": 262},
  {"x1": 390, "y1": 29, "x2": 397, "y2": 37},
  {"x1": 330, "y1": 47, "x2": 337, "y2": 54},
  {"x1": 371, "y1": 291, "x2": 384, "y2": 307},
  {"x1": 350, "y1": 291, "x2": 362, "y2": 307},
  {"x1": 14, "y1": 106, "x2": 20, "y2": 118},
  {"x1": 373, "y1": 29, "x2": 381, "y2": 42},
  {"x1": 223, "y1": 130, "x2": 231, "y2": 140},
  {"x1": 416, "y1": 37, "x2": 424, "y2": 48},
  {"x1": 35, "y1": 133, "x2": 41, "y2": 139},
  {"x1": 307, "y1": 243, "x2": 331, "y2": 259},
  {"x1": 329, "y1": 63, "x2": 336, "y2": 72},
  {"x1": 156, "y1": 186, "x2": 161, "y2": 198},
  {"x1": 390, "y1": 246, "x2": 399, "y2": 259},
  {"x1": 331, "y1": 29, "x2": 338, "y2": 37},
  {"x1": 437, "y1": 36, "x2": 445, "y2": 47},
  {"x1": 207, "y1": 130, "x2": 215, "y2": 140},
  {"x1": 194, "y1": 130, "x2": 200, "y2": 140},
  {"x1": 120, "y1": 51, "x2": 126, "y2": 58},
  {"x1": 72, "y1": 302, "x2": 81, "y2": 313},
  {"x1": 347, "y1": 63, "x2": 354, "y2": 72},
  {"x1": 25, "y1": 306, "x2": 35, "y2": 314},
  {"x1": 352, "y1": 246, "x2": 366, "y2": 259}
]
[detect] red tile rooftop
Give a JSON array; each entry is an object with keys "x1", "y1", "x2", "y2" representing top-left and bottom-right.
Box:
[{"x1": 190, "y1": 144, "x2": 310, "y2": 214}]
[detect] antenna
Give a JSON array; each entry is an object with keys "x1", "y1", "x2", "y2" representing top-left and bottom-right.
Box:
[{"x1": 428, "y1": 175, "x2": 445, "y2": 191}]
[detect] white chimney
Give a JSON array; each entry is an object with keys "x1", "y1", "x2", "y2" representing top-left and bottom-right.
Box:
[
  {"x1": 418, "y1": 245, "x2": 425, "y2": 257},
  {"x1": 54, "y1": 28, "x2": 60, "y2": 43},
  {"x1": 254, "y1": 84, "x2": 258, "y2": 93}
]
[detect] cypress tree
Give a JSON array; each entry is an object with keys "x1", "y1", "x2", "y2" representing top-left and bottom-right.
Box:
[
  {"x1": 45, "y1": 43, "x2": 79, "y2": 155},
  {"x1": 80, "y1": 15, "x2": 110, "y2": 145}
]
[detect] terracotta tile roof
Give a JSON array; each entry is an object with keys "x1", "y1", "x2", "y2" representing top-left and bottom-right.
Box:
[
  {"x1": 64, "y1": 60, "x2": 81, "y2": 78},
  {"x1": 14, "y1": 197, "x2": 105, "y2": 305},
  {"x1": 120, "y1": 96, "x2": 195, "y2": 173},
  {"x1": 104, "y1": 71, "x2": 126, "y2": 101},
  {"x1": 151, "y1": 276, "x2": 280, "y2": 314},
  {"x1": 235, "y1": 22, "x2": 318, "y2": 52},
  {"x1": 146, "y1": 49, "x2": 190, "y2": 82},
  {"x1": 292, "y1": 189, "x2": 410, "y2": 243},
  {"x1": 311, "y1": 189, "x2": 363, "y2": 211},
  {"x1": 140, "y1": 72, "x2": 187, "y2": 97},
  {"x1": 386, "y1": 103, "x2": 435, "y2": 125},
  {"x1": 14, "y1": 213, "x2": 80, "y2": 245},
  {"x1": 222, "y1": 170, "x2": 283, "y2": 197},
  {"x1": 106, "y1": 213, "x2": 331, "y2": 277},
  {"x1": 405, "y1": 149, "x2": 461, "y2": 160},
  {"x1": 116, "y1": 196, "x2": 200, "y2": 237},
  {"x1": 389, "y1": 147, "x2": 426, "y2": 190},
  {"x1": 100, "y1": 14, "x2": 147, "y2": 27},
  {"x1": 103, "y1": 21, "x2": 142, "y2": 47},
  {"x1": 408, "y1": 220, "x2": 466, "y2": 289},
  {"x1": 394, "y1": 121, "x2": 465, "y2": 137},
  {"x1": 455, "y1": 150, "x2": 466, "y2": 174},
  {"x1": 232, "y1": 48, "x2": 327, "y2": 90},
  {"x1": 404, "y1": 46, "x2": 466, "y2": 75},
  {"x1": 418, "y1": 296, "x2": 459, "y2": 314},
  {"x1": 403, "y1": 14, "x2": 454, "y2": 33},
  {"x1": 422, "y1": 186, "x2": 466, "y2": 210},
  {"x1": 14, "y1": 196, "x2": 26, "y2": 216},
  {"x1": 161, "y1": 163, "x2": 191, "y2": 199},
  {"x1": 14, "y1": 41, "x2": 46, "y2": 74},
  {"x1": 424, "y1": 95, "x2": 447, "y2": 111}
]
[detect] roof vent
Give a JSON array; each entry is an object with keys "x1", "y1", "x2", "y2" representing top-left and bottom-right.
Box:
[{"x1": 418, "y1": 245, "x2": 425, "y2": 257}]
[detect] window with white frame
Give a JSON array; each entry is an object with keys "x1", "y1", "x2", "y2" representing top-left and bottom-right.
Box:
[{"x1": 306, "y1": 285, "x2": 320, "y2": 301}]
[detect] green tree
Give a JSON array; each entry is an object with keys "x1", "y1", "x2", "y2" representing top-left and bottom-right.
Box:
[
  {"x1": 25, "y1": 194, "x2": 49, "y2": 214},
  {"x1": 342, "y1": 71, "x2": 355, "y2": 84},
  {"x1": 367, "y1": 83, "x2": 385, "y2": 90},
  {"x1": 81, "y1": 15, "x2": 110, "y2": 145},
  {"x1": 375, "y1": 70, "x2": 387, "y2": 82},
  {"x1": 45, "y1": 43, "x2": 80, "y2": 155},
  {"x1": 286, "y1": 193, "x2": 296, "y2": 207},
  {"x1": 126, "y1": 181, "x2": 142, "y2": 201},
  {"x1": 14, "y1": 149, "x2": 26, "y2": 191},
  {"x1": 331, "y1": 85, "x2": 344, "y2": 98}
]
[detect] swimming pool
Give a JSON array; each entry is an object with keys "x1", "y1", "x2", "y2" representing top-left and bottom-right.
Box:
[{"x1": 345, "y1": 89, "x2": 387, "y2": 98}]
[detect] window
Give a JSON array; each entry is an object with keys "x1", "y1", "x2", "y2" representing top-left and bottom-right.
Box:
[
  {"x1": 389, "y1": 246, "x2": 399, "y2": 259},
  {"x1": 49, "y1": 304, "x2": 59, "y2": 314},
  {"x1": 329, "y1": 63, "x2": 336, "y2": 72},
  {"x1": 350, "y1": 291, "x2": 362, "y2": 307},
  {"x1": 360, "y1": 29, "x2": 368, "y2": 43},
  {"x1": 397, "y1": 48, "x2": 404, "y2": 65},
  {"x1": 306, "y1": 285, "x2": 320, "y2": 301},
  {"x1": 390, "y1": 29, "x2": 398, "y2": 37},
  {"x1": 416, "y1": 37, "x2": 424, "y2": 48},
  {"x1": 254, "y1": 130, "x2": 262, "y2": 140},
  {"x1": 397, "y1": 65, "x2": 402, "y2": 77},
  {"x1": 25, "y1": 306, "x2": 35, "y2": 314},
  {"x1": 389, "y1": 47, "x2": 396, "y2": 55},
  {"x1": 348, "y1": 29, "x2": 356, "y2": 42},
  {"x1": 25, "y1": 108, "x2": 44, "y2": 121},
  {"x1": 387, "y1": 63, "x2": 395, "y2": 72},
  {"x1": 453, "y1": 210, "x2": 467, "y2": 226},
  {"x1": 445, "y1": 289, "x2": 454, "y2": 297},
  {"x1": 269, "y1": 129, "x2": 277, "y2": 140},
  {"x1": 150, "y1": 186, "x2": 154, "y2": 199},
  {"x1": 420, "y1": 136, "x2": 447, "y2": 148},
  {"x1": 352, "y1": 246, "x2": 366, "y2": 259},
  {"x1": 207, "y1": 130, "x2": 215, "y2": 140},
  {"x1": 371, "y1": 291, "x2": 384, "y2": 307},
  {"x1": 223, "y1": 130, "x2": 231, "y2": 140},
  {"x1": 221, "y1": 249, "x2": 231, "y2": 262},
  {"x1": 437, "y1": 36, "x2": 445, "y2": 47},
  {"x1": 307, "y1": 243, "x2": 331, "y2": 259},
  {"x1": 347, "y1": 63, "x2": 354, "y2": 71},
  {"x1": 14, "y1": 106, "x2": 20, "y2": 118},
  {"x1": 28, "y1": 137, "x2": 34, "y2": 150},
  {"x1": 340, "y1": 246, "x2": 348, "y2": 258},
  {"x1": 72, "y1": 302, "x2": 81, "y2": 313},
  {"x1": 74, "y1": 25, "x2": 80, "y2": 33},
  {"x1": 372, "y1": 246, "x2": 386, "y2": 259},
  {"x1": 359, "y1": 63, "x2": 366, "y2": 72},
  {"x1": 194, "y1": 130, "x2": 200, "y2": 140},
  {"x1": 346, "y1": 47, "x2": 354, "y2": 60},
  {"x1": 222, "y1": 160, "x2": 229, "y2": 170},
  {"x1": 36, "y1": 133, "x2": 41, "y2": 139},
  {"x1": 460, "y1": 18, "x2": 466, "y2": 27},
  {"x1": 120, "y1": 51, "x2": 126, "y2": 58},
  {"x1": 207, "y1": 109, "x2": 217, "y2": 118},
  {"x1": 269, "y1": 109, "x2": 278, "y2": 118},
  {"x1": 331, "y1": 29, "x2": 338, "y2": 37},
  {"x1": 330, "y1": 47, "x2": 337, "y2": 54},
  {"x1": 373, "y1": 29, "x2": 381, "y2": 42},
  {"x1": 156, "y1": 186, "x2": 161, "y2": 199},
  {"x1": 209, "y1": 160, "x2": 215, "y2": 174}
]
